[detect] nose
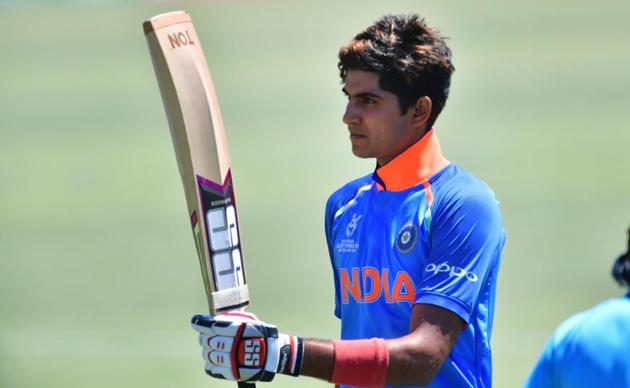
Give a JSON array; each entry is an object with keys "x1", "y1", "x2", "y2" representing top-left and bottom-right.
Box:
[{"x1": 342, "y1": 101, "x2": 360, "y2": 125}]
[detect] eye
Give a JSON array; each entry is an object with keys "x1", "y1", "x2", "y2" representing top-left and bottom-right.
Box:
[{"x1": 362, "y1": 96, "x2": 377, "y2": 104}]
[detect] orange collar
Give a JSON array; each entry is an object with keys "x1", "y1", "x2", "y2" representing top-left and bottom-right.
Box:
[{"x1": 373, "y1": 129, "x2": 450, "y2": 191}]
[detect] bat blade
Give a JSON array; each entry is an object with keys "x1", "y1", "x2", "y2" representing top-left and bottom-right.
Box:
[{"x1": 143, "y1": 11, "x2": 250, "y2": 314}]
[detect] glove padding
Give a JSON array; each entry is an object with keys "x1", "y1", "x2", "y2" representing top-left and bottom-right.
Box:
[{"x1": 191, "y1": 312, "x2": 303, "y2": 383}]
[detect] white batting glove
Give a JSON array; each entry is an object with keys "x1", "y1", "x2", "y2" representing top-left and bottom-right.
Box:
[{"x1": 191, "y1": 312, "x2": 304, "y2": 383}]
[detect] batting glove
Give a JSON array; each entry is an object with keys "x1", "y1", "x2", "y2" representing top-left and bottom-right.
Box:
[{"x1": 191, "y1": 312, "x2": 304, "y2": 383}]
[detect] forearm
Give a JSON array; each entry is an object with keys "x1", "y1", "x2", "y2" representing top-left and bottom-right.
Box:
[
  {"x1": 301, "y1": 339, "x2": 335, "y2": 381},
  {"x1": 300, "y1": 336, "x2": 441, "y2": 386},
  {"x1": 385, "y1": 334, "x2": 445, "y2": 386}
]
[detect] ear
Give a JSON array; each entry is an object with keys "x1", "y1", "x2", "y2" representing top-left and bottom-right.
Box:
[{"x1": 411, "y1": 96, "x2": 432, "y2": 130}]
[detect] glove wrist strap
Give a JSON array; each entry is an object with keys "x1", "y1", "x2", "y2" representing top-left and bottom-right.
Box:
[{"x1": 275, "y1": 334, "x2": 304, "y2": 377}]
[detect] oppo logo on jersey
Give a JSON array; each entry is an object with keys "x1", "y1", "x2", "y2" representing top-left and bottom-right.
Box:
[
  {"x1": 340, "y1": 267, "x2": 416, "y2": 305},
  {"x1": 425, "y1": 262, "x2": 479, "y2": 282}
]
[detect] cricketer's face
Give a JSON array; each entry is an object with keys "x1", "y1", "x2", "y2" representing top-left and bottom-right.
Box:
[{"x1": 342, "y1": 70, "x2": 423, "y2": 166}]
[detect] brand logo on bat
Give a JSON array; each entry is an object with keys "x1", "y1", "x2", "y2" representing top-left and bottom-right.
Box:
[{"x1": 168, "y1": 30, "x2": 195, "y2": 49}]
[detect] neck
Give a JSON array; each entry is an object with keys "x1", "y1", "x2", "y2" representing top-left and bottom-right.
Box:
[
  {"x1": 373, "y1": 129, "x2": 449, "y2": 191},
  {"x1": 376, "y1": 128, "x2": 428, "y2": 166}
]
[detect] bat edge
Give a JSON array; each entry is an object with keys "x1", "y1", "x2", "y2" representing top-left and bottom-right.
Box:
[{"x1": 143, "y1": 10, "x2": 191, "y2": 34}]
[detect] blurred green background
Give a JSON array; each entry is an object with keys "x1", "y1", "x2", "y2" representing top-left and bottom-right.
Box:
[{"x1": 1, "y1": 0, "x2": 629, "y2": 387}]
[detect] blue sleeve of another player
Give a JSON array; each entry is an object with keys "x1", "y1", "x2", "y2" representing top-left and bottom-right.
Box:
[
  {"x1": 415, "y1": 186, "x2": 504, "y2": 323},
  {"x1": 524, "y1": 340, "x2": 555, "y2": 388},
  {"x1": 324, "y1": 195, "x2": 342, "y2": 319}
]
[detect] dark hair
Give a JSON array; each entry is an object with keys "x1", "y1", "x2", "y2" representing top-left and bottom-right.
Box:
[
  {"x1": 338, "y1": 14, "x2": 455, "y2": 129},
  {"x1": 612, "y1": 227, "x2": 630, "y2": 287}
]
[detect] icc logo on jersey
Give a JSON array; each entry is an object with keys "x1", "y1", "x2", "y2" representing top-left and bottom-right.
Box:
[
  {"x1": 396, "y1": 223, "x2": 418, "y2": 253},
  {"x1": 346, "y1": 214, "x2": 363, "y2": 237}
]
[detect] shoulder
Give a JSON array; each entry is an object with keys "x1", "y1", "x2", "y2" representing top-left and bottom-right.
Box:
[
  {"x1": 431, "y1": 164, "x2": 500, "y2": 206},
  {"x1": 325, "y1": 173, "x2": 373, "y2": 215},
  {"x1": 430, "y1": 164, "x2": 503, "y2": 225},
  {"x1": 551, "y1": 296, "x2": 630, "y2": 349},
  {"x1": 528, "y1": 297, "x2": 630, "y2": 386}
]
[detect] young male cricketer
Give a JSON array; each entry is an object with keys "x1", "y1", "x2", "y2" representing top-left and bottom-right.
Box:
[{"x1": 192, "y1": 14, "x2": 506, "y2": 387}]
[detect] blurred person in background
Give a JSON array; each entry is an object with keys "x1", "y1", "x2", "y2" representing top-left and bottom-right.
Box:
[{"x1": 525, "y1": 227, "x2": 630, "y2": 387}]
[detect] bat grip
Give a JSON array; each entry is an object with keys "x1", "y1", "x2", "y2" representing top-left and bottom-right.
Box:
[{"x1": 238, "y1": 382, "x2": 256, "y2": 388}]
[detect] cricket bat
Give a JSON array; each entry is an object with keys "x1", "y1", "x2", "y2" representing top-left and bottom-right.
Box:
[
  {"x1": 144, "y1": 7, "x2": 254, "y2": 342},
  {"x1": 144, "y1": 11, "x2": 255, "y2": 387}
]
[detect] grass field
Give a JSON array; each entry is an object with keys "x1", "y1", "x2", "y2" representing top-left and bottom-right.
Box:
[{"x1": 1, "y1": 1, "x2": 629, "y2": 387}]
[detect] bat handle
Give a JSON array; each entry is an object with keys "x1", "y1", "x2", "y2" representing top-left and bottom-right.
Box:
[{"x1": 238, "y1": 382, "x2": 256, "y2": 388}]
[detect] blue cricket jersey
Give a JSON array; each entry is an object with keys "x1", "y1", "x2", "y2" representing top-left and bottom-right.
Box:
[
  {"x1": 525, "y1": 293, "x2": 630, "y2": 388},
  {"x1": 325, "y1": 130, "x2": 506, "y2": 387}
]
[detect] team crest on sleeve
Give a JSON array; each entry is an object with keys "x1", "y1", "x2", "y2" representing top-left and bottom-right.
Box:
[{"x1": 396, "y1": 223, "x2": 418, "y2": 254}]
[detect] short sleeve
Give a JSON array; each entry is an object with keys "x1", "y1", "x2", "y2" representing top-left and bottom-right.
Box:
[
  {"x1": 324, "y1": 195, "x2": 342, "y2": 319},
  {"x1": 415, "y1": 187, "x2": 505, "y2": 323},
  {"x1": 525, "y1": 339, "x2": 555, "y2": 388}
]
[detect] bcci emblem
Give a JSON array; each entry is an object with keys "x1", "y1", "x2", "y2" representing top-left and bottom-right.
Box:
[
  {"x1": 346, "y1": 214, "x2": 363, "y2": 237},
  {"x1": 396, "y1": 223, "x2": 418, "y2": 254}
]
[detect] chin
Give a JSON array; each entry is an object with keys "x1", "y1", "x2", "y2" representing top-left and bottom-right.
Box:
[{"x1": 351, "y1": 146, "x2": 373, "y2": 159}]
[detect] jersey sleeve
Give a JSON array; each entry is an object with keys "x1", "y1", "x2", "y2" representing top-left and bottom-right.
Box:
[
  {"x1": 324, "y1": 194, "x2": 342, "y2": 319},
  {"x1": 415, "y1": 186, "x2": 505, "y2": 323},
  {"x1": 524, "y1": 340, "x2": 555, "y2": 388},
  {"x1": 525, "y1": 308, "x2": 593, "y2": 387}
]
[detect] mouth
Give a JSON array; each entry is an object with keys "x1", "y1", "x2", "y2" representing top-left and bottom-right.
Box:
[{"x1": 349, "y1": 132, "x2": 367, "y2": 141}]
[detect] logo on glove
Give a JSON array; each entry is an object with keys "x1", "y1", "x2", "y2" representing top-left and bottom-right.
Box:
[
  {"x1": 238, "y1": 338, "x2": 266, "y2": 368},
  {"x1": 278, "y1": 344, "x2": 292, "y2": 374}
]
